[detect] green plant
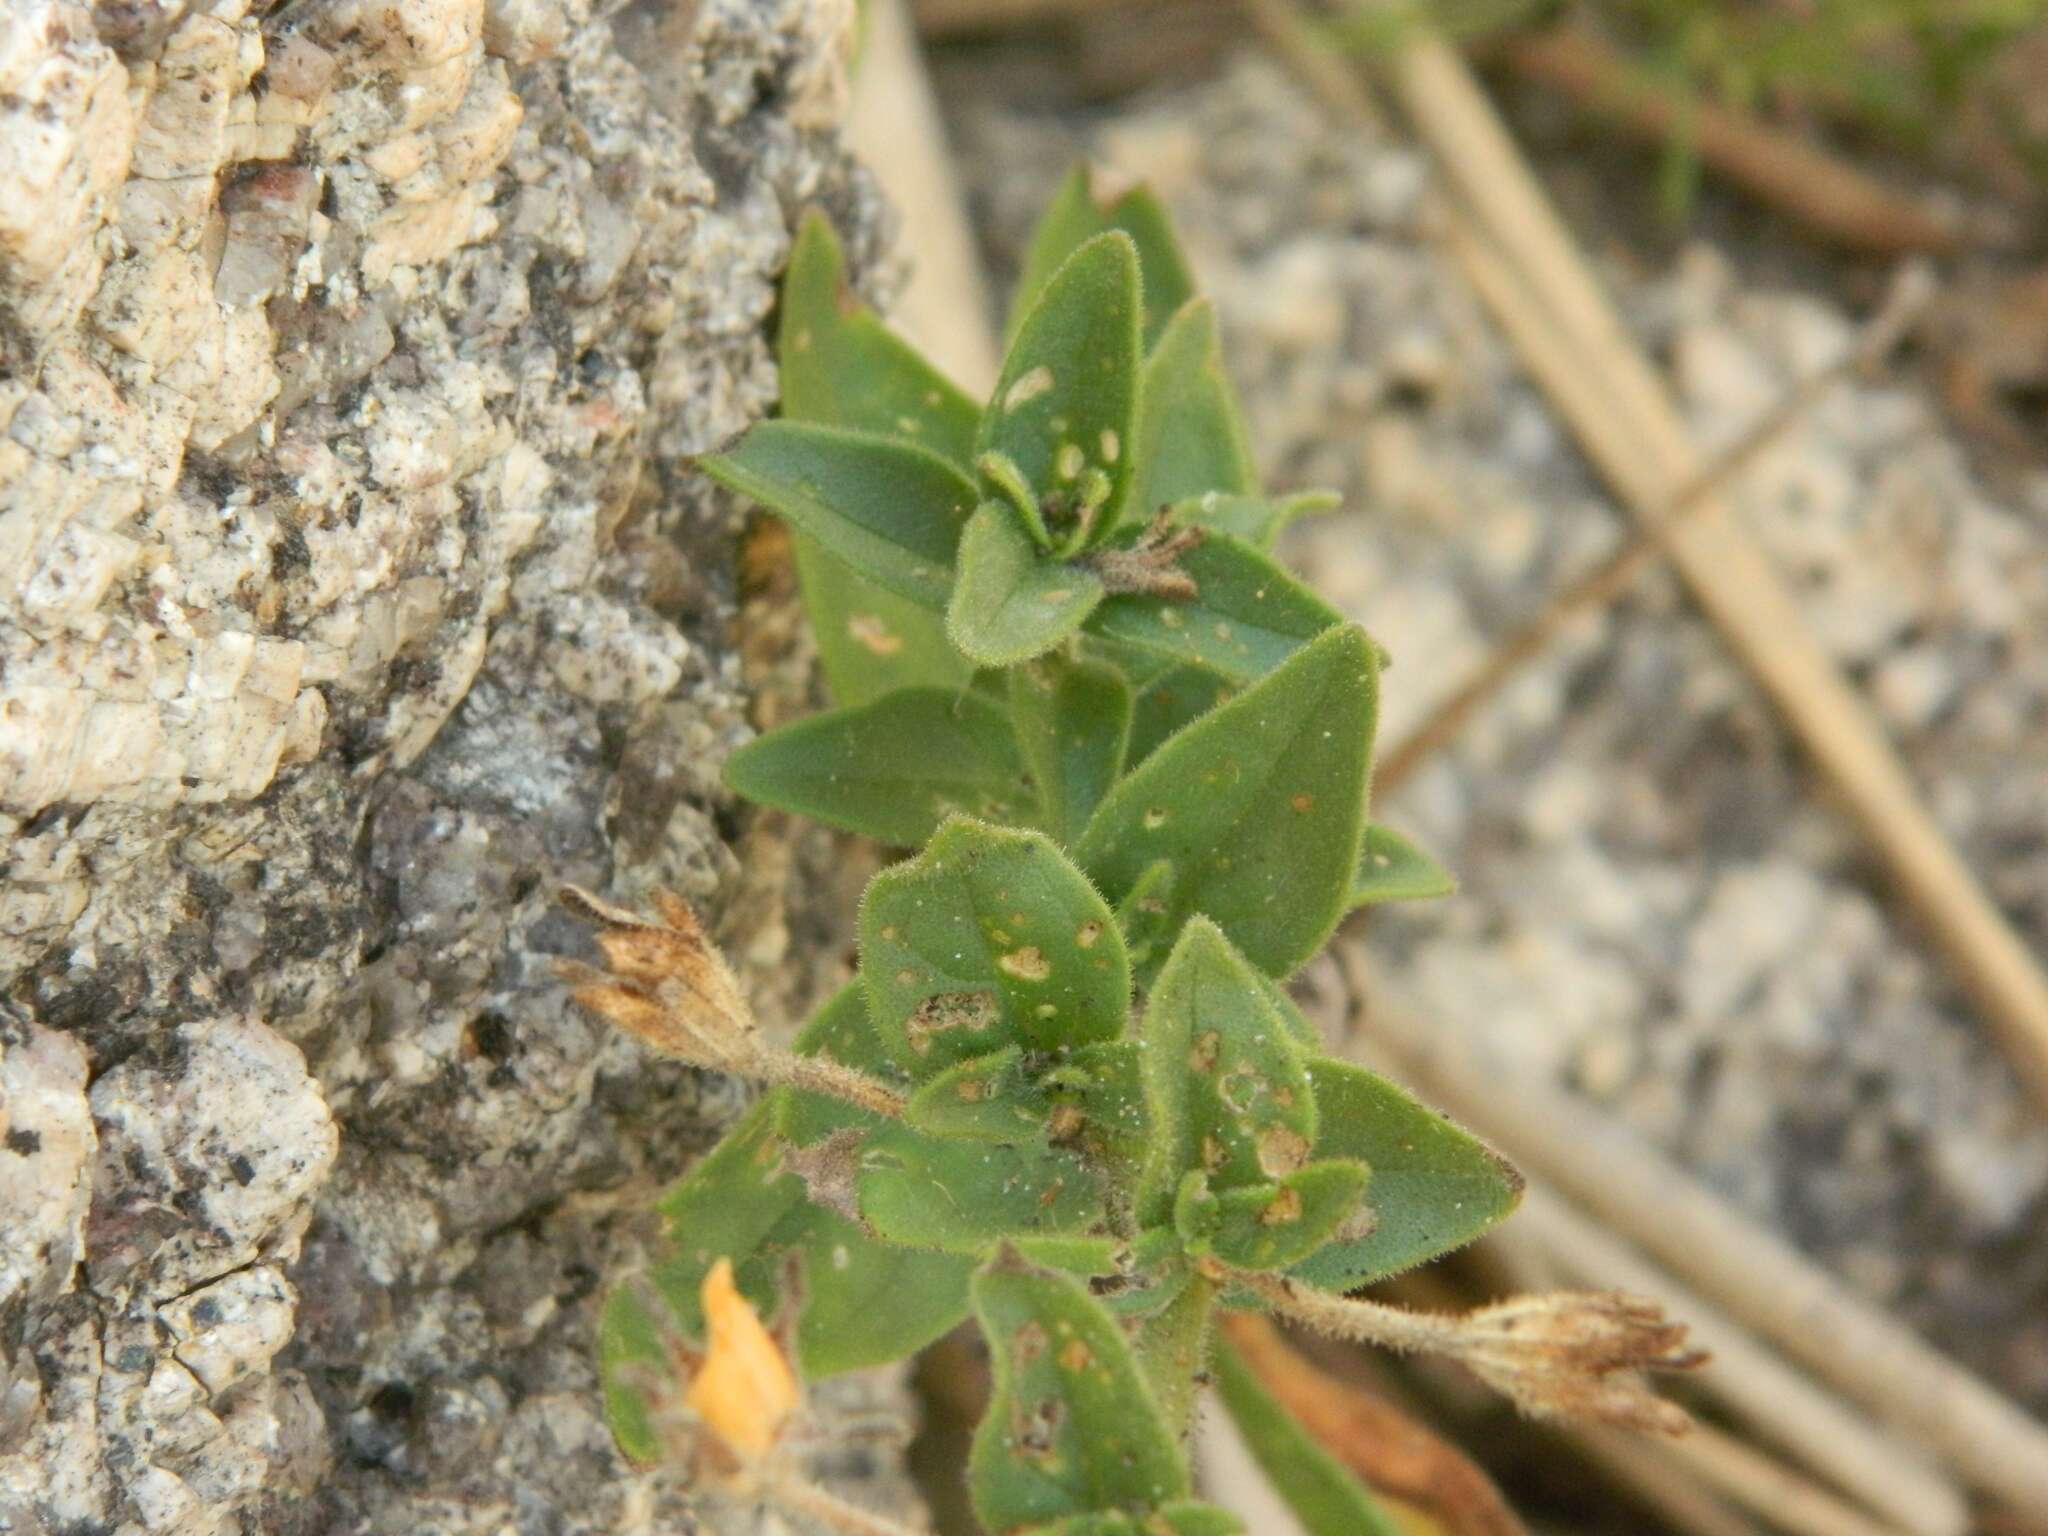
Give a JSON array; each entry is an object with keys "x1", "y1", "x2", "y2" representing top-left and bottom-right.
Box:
[{"x1": 568, "y1": 171, "x2": 1697, "y2": 1534}]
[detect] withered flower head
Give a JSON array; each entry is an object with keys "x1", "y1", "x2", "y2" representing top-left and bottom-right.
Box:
[
  {"x1": 1452, "y1": 1290, "x2": 1706, "y2": 1434},
  {"x1": 557, "y1": 885, "x2": 756, "y2": 1068}
]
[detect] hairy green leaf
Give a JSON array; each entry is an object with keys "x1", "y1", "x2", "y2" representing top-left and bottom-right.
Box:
[
  {"x1": 724, "y1": 686, "x2": 1030, "y2": 845},
  {"x1": 1169, "y1": 488, "x2": 1340, "y2": 550},
  {"x1": 1035, "y1": 1507, "x2": 1245, "y2": 1536},
  {"x1": 1288, "y1": 1059, "x2": 1523, "y2": 1291},
  {"x1": 949, "y1": 501, "x2": 1106, "y2": 666},
  {"x1": 1131, "y1": 1272, "x2": 1216, "y2": 1443},
  {"x1": 981, "y1": 233, "x2": 1141, "y2": 551},
  {"x1": 1136, "y1": 920, "x2": 1318, "y2": 1227},
  {"x1": 778, "y1": 210, "x2": 979, "y2": 464},
  {"x1": 644, "y1": 1093, "x2": 974, "y2": 1378},
  {"x1": 1175, "y1": 1159, "x2": 1370, "y2": 1272},
  {"x1": 772, "y1": 213, "x2": 982, "y2": 701},
  {"x1": 903, "y1": 1040, "x2": 1145, "y2": 1175},
  {"x1": 700, "y1": 421, "x2": 977, "y2": 608},
  {"x1": 970, "y1": 1253, "x2": 1189, "y2": 1532},
  {"x1": 1352, "y1": 823, "x2": 1457, "y2": 906},
  {"x1": 1087, "y1": 532, "x2": 1342, "y2": 685},
  {"x1": 904, "y1": 1044, "x2": 1047, "y2": 1141},
  {"x1": 1075, "y1": 624, "x2": 1378, "y2": 977},
  {"x1": 597, "y1": 1285, "x2": 668, "y2": 1464},
  {"x1": 860, "y1": 1128, "x2": 1108, "y2": 1254},
  {"x1": 775, "y1": 981, "x2": 902, "y2": 1145},
  {"x1": 1008, "y1": 165, "x2": 1197, "y2": 353},
  {"x1": 1113, "y1": 653, "x2": 1234, "y2": 766},
  {"x1": 1011, "y1": 653, "x2": 1133, "y2": 843},
  {"x1": 1131, "y1": 299, "x2": 1257, "y2": 515},
  {"x1": 789, "y1": 533, "x2": 975, "y2": 705},
  {"x1": 862, "y1": 816, "x2": 1130, "y2": 1075},
  {"x1": 1212, "y1": 1335, "x2": 1406, "y2": 1536},
  {"x1": 1041, "y1": 1040, "x2": 1149, "y2": 1175},
  {"x1": 1111, "y1": 858, "x2": 1178, "y2": 977}
]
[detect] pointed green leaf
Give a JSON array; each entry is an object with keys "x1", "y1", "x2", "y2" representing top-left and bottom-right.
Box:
[
  {"x1": 904, "y1": 1045, "x2": 1047, "y2": 1141},
  {"x1": 790, "y1": 532, "x2": 975, "y2": 705},
  {"x1": 858, "y1": 1126, "x2": 1107, "y2": 1254},
  {"x1": 640, "y1": 1091, "x2": 974, "y2": 1378},
  {"x1": 949, "y1": 501, "x2": 1106, "y2": 666},
  {"x1": 1011, "y1": 654, "x2": 1133, "y2": 844},
  {"x1": 1131, "y1": 300, "x2": 1257, "y2": 516},
  {"x1": 793, "y1": 1199, "x2": 976, "y2": 1373},
  {"x1": 1251, "y1": 970, "x2": 1323, "y2": 1050},
  {"x1": 701, "y1": 421, "x2": 977, "y2": 608},
  {"x1": 1087, "y1": 532, "x2": 1342, "y2": 685},
  {"x1": 1112, "y1": 858, "x2": 1179, "y2": 976},
  {"x1": 1113, "y1": 653, "x2": 1234, "y2": 766},
  {"x1": 772, "y1": 214, "x2": 982, "y2": 701},
  {"x1": 981, "y1": 233, "x2": 1141, "y2": 549},
  {"x1": 1075, "y1": 625, "x2": 1378, "y2": 977},
  {"x1": 862, "y1": 816, "x2": 1130, "y2": 1075},
  {"x1": 724, "y1": 686, "x2": 1030, "y2": 845},
  {"x1": 1169, "y1": 489, "x2": 1340, "y2": 550},
  {"x1": 1036, "y1": 1507, "x2": 1246, "y2": 1536},
  {"x1": 1136, "y1": 920, "x2": 1318, "y2": 1227},
  {"x1": 778, "y1": 210, "x2": 979, "y2": 463},
  {"x1": 1352, "y1": 823, "x2": 1457, "y2": 906},
  {"x1": 1150, "y1": 1507, "x2": 1249, "y2": 1536},
  {"x1": 1213, "y1": 1335, "x2": 1406, "y2": 1536},
  {"x1": 776, "y1": 980, "x2": 905, "y2": 1146},
  {"x1": 1175, "y1": 1160, "x2": 1371, "y2": 1272},
  {"x1": 1008, "y1": 165, "x2": 1197, "y2": 352},
  {"x1": 597, "y1": 1285, "x2": 669, "y2": 1464},
  {"x1": 970, "y1": 1254, "x2": 1189, "y2": 1532},
  {"x1": 653, "y1": 1099, "x2": 807, "y2": 1293},
  {"x1": 1042, "y1": 1040, "x2": 1150, "y2": 1176},
  {"x1": 1131, "y1": 1272, "x2": 1216, "y2": 1443},
  {"x1": 901, "y1": 1041, "x2": 1144, "y2": 1175},
  {"x1": 1287, "y1": 1059, "x2": 1523, "y2": 1292}
]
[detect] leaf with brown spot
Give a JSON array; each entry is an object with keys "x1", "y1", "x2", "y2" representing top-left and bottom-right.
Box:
[{"x1": 969, "y1": 1252, "x2": 1189, "y2": 1531}]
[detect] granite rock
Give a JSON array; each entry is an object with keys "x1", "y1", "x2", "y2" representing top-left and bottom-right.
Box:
[{"x1": 2, "y1": 0, "x2": 921, "y2": 1530}]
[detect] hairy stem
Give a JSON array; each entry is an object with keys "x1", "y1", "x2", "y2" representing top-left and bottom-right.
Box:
[
  {"x1": 749, "y1": 1046, "x2": 909, "y2": 1119},
  {"x1": 1223, "y1": 1265, "x2": 1702, "y2": 1433},
  {"x1": 769, "y1": 1474, "x2": 928, "y2": 1536},
  {"x1": 1133, "y1": 1273, "x2": 1218, "y2": 1444}
]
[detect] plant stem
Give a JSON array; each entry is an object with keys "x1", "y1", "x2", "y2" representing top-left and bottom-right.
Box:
[
  {"x1": 1227, "y1": 1268, "x2": 1453, "y2": 1354},
  {"x1": 769, "y1": 1474, "x2": 928, "y2": 1536},
  {"x1": 1221, "y1": 1265, "x2": 1700, "y2": 1433},
  {"x1": 1133, "y1": 1273, "x2": 1217, "y2": 1443},
  {"x1": 750, "y1": 1046, "x2": 909, "y2": 1119}
]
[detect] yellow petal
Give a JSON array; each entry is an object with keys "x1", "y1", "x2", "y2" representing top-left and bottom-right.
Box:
[{"x1": 686, "y1": 1258, "x2": 798, "y2": 1460}]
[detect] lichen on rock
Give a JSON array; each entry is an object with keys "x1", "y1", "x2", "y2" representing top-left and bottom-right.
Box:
[{"x1": 1, "y1": 0, "x2": 916, "y2": 1529}]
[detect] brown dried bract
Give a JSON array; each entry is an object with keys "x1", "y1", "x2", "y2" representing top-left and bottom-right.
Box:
[
  {"x1": 1086, "y1": 509, "x2": 1204, "y2": 598},
  {"x1": 1453, "y1": 1290, "x2": 1706, "y2": 1434},
  {"x1": 557, "y1": 884, "x2": 756, "y2": 1067}
]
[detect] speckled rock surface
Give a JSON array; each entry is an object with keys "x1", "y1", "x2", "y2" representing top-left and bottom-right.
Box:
[
  {"x1": 1, "y1": 0, "x2": 918, "y2": 1531},
  {"x1": 940, "y1": 52, "x2": 2048, "y2": 1412}
]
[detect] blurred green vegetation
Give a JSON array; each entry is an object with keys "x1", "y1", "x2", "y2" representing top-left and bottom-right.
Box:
[{"x1": 1332, "y1": 0, "x2": 2048, "y2": 217}]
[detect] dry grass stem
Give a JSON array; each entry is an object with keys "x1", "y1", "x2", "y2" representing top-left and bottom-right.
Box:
[
  {"x1": 1299, "y1": 15, "x2": 2048, "y2": 1115},
  {"x1": 1502, "y1": 24, "x2": 1973, "y2": 255},
  {"x1": 1489, "y1": 1187, "x2": 1968, "y2": 1536},
  {"x1": 1377, "y1": 262, "x2": 1934, "y2": 795},
  {"x1": 1219, "y1": 1312, "x2": 1530, "y2": 1536},
  {"x1": 1329, "y1": 948, "x2": 2048, "y2": 1517}
]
